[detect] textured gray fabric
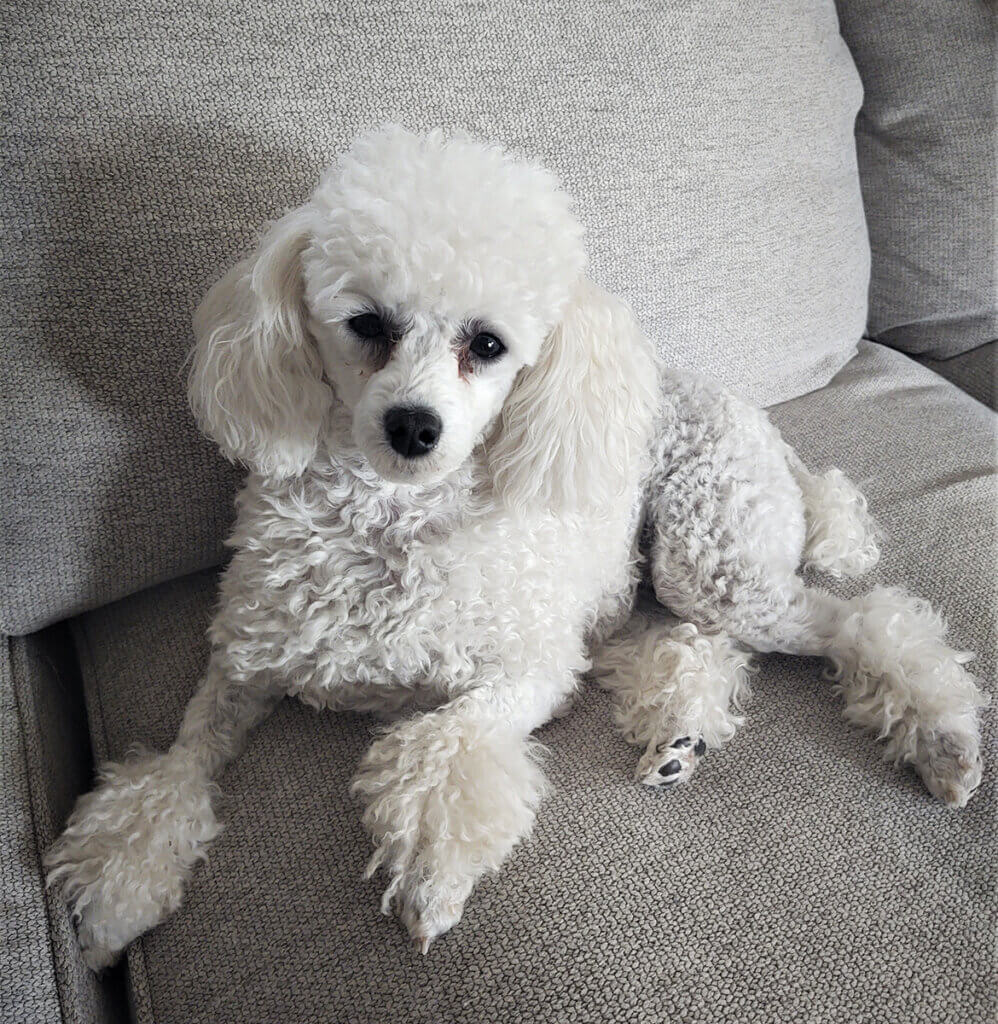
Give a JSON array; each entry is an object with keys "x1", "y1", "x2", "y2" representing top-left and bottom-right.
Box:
[
  {"x1": 1, "y1": 0, "x2": 870, "y2": 635},
  {"x1": 919, "y1": 342, "x2": 997, "y2": 411},
  {"x1": 2, "y1": 629, "x2": 127, "y2": 1024},
  {"x1": 1, "y1": 638, "x2": 61, "y2": 1024},
  {"x1": 70, "y1": 342, "x2": 996, "y2": 1024},
  {"x1": 836, "y1": 0, "x2": 998, "y2": 357}
]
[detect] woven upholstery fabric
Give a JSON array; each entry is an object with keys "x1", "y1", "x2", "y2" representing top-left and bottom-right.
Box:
[
  {"x1": 70, "y1": 342, "x2": 996, "y2": 1024},
  {"x1": 2, "y1": 629, "x2": 127, "y2": 1024},
  {"x1": 1, "y1": 0, "x2": 869, "y2": 634},
  {"x1": 0, "y1": 639, "x2": 61, "y2": 1024},
  {"x1": 920, "y1": 342, "x2": 997, "y2": 411},
  {"x1": 836, "y1": 0, "x2": 998, "y2": 357}
]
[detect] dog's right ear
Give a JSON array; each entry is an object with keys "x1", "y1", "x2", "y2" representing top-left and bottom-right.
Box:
[{"x1": 188, "y1": 205, "x2": 331, "y2": 478}]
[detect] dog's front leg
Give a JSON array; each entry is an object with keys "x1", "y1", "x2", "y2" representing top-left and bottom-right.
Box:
[
  {"x1": 45, "y1": 657, "x2": 282, "y2": 969},
  {"x1": 351, "y1": 684, "x2": 561, "y2": 952}
]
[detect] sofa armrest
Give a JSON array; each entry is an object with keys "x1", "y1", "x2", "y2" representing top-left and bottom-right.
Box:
[
  {"x1": 3, "y1": 626, "x2": 129, "y2": 1024},
  {"x1": 917, "y1": 341, "x2": 996, "y2": 410}
]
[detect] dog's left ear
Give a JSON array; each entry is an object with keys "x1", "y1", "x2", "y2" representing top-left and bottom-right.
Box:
[{"x1": 488, "y1": 278, "x2": 659, "y2": 514}]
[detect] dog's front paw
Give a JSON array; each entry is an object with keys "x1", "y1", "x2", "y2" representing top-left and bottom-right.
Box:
[
  {"x1": 912, "y1": 727, "x2": 983, "y2": 808},
  {"x1": 44, "y1": 750, "x2": 219, "y2": 969},
  {"x1": 353, "y1": 711, "x2": 546, "y2": 949},
  {"x1": 351, "y1": 723, "x2": 454, "y2": 916},
  {"x1": 637, "y1": 733, "x2": 707, "y2": 789}
]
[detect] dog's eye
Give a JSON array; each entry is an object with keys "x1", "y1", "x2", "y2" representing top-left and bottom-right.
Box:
[
  {"x1": 348, "y1": 313, "x2": 386, "y2": 339},
  {"x1": 468, "y1": 332, "x2": 505, "y2": 360}
]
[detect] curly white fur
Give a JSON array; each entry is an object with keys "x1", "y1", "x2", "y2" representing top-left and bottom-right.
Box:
[
  {"x1": 351, "y1": 707, "x2": 548, "y2": 951},
  {"x1": 634, "y1": 370, "x2": 986, "y2": 800},
  {"x1": 829, "y1": 587, "x2": 986, "y2": 806},
  {"x1": 596, "y1": 610, "x2": 753, "y2": 787},
  {"x1": 44, "y1": 750, "x2": 219, "y2": 970},
  {"x1": 598, "y1": 611, "x2": 751, "y2": 745},
  {"x1": 47, "y1": 126, "x2": 986, "y2": 971},
  {"x1": 792, "y1": 460, "x2": 881, "y2": 578}
]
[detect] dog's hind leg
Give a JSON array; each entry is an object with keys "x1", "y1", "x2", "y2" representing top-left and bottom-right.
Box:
[
  {"x1": 44, "y1": 660, "x2": 282, "y2": 969},
  {"x1": 783, "y1": 455, "x2": 985, "y2": 805},
  {"x1": 595, "y1": 610, "x2": 752, "y2": 788},
  {"x1": 754, "y1": 583, "x2": 988, "y2": 808},
  {"x1": 653, "y1": 515, "x2": 986, "y2": 810},
  {"x1": 645, "y1": 375, "x2": 986, "y2": 807}
]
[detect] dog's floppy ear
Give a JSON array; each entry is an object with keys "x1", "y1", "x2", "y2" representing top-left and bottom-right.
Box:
[
  {"x1": 188, "y1": 205, "x2": 330, "y2": 478},
  {"x1": 488, "y1": 277, "x2": 659, "y2": 514}
]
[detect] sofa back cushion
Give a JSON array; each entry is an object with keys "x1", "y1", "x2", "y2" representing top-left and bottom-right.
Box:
[
  {"x1": 836, "y1": 0, "x2": 997, "y2": 356},
  {"x1": 0, "y1": 0, "x2": 869, "y2": 634}
]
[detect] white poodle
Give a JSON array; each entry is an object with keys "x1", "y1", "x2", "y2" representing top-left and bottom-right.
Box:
[{"x1": 46, "y1": 126, "x2": 987, "y2": 969}]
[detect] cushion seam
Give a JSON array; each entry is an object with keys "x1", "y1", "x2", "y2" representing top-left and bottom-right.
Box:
[{"x1": 8, "y1": 634, "x2": 70, "y2": 1024}]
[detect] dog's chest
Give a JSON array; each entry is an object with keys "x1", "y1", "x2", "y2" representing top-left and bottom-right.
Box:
[
  {"x1": 299, "y1": 530, "x2": 494, "y2": 710},
  {"x1": 242, "y1": 470, "x2": 496, "y2": 709}
]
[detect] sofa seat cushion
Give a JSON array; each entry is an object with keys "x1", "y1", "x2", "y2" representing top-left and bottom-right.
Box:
[
  {"x1": 919, "y1": 342, "x2": 996, "y2": 411},
  {"x1": 69, "y1": 342, "x2": 996, "y2": 1024}
]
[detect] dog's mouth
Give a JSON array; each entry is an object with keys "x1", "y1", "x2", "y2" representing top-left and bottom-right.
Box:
[
  {"x1": 373, "y1": 456, "x2": 446, "y2": 485},
  {"x1": 359, "y1": 438, "x2": 456, "y2": 488}
]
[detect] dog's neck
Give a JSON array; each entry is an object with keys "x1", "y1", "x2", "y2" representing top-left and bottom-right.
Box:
[{"x1": 253, "y1": 403, "x2": 491, "y2": 551}]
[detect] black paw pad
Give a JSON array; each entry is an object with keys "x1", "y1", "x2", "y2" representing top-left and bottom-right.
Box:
[
  {"x1": 659, "y1": 759, "x2": 682, "y2": 778},
  {"x1": 671, "y1": 736, "x2": 692, "y2": 749},
  {"x1": 694, "y1": 739, "x2": 707, "y2": 756}
]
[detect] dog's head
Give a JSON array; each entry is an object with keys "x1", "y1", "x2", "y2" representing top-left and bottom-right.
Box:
[{"x1": 190, "y1": 126, "x2": 656, "y2": 511}]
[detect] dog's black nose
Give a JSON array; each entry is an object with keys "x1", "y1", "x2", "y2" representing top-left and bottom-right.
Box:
[{"x1": 384, "y1": 406, "x2": 442, "y2": 458}]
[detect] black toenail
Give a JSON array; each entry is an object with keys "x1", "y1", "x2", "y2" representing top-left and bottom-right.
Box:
[
  {"x1": 659, "y1": 759, "x2": 682, "y2": 777},
  {"x1": 694, "y1": 739, "x2": 706, "y2": 756},
  {"x1": 671, "y1": 736, "x2": 692, "y2": 748}
]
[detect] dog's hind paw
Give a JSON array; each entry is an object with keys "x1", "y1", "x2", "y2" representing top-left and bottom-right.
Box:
[
  {"x1": 395, "y1": 870, "x2": 472, "y2": 954},
  {"x1": 913, "y1": 727, "x2": 983, "y2": 809},
  {"x1": 637, "y1": 734, "x2": 706, "y2": 788}
]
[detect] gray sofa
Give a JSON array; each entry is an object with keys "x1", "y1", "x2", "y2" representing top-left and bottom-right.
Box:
[{"x1": 3, "y1": 3, "x2": 995, "y2": 1023}]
